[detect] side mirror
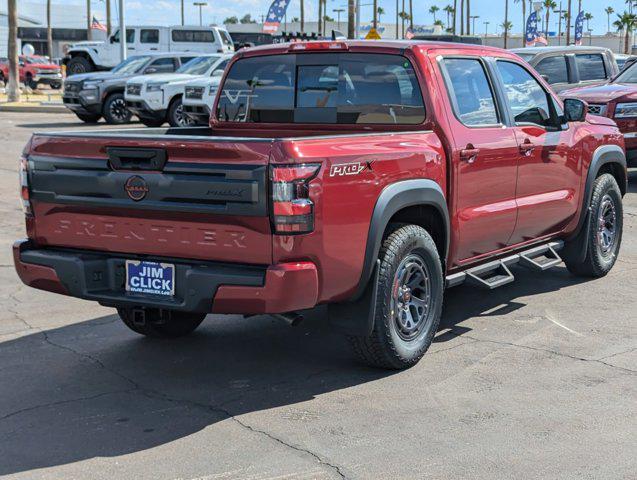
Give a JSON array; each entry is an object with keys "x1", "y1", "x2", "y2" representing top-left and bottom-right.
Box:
[
  {"x1": 563, "y1": 98, "x2": 588, "y2": 122},
  {"x1": 109, "y1": 36, "x2": 115, "y2": 44},
  {"x1": 211, "y1": 69, "x2": 224, "y2": 77}
]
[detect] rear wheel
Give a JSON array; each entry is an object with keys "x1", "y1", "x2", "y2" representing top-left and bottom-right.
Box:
[
  {"x1": 565, "y1": 173, "x2": 623, "y2": 277},
  {"x1": 118, "y1": 308, "x2": 206, "y2": 338},
  {"x1": 348, "y1": 224, "x2": 444, "y2": 369},
  {"x1": 102, "y1": 93, "x2": 132, "y2": 124},
  {"x1": 67, "y1": 56, "x2": 93, "y2": 75},
  {"x1": 26, "y1": 74, "x2": 37, "y2": 90},
  {"x1": 167, "y1": 96, "x2": 194, "y2": 127},
  {"x1": 75, "y1": 113, "x2": 101, "y2": 123}
]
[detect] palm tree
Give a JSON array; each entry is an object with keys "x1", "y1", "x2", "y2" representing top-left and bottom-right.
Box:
[
  {"x1": 430, "y1": 5, "x2": 440, "y2": 22},
  {"x1": 452, "y1": 0, "x2": 457, "y2": 34},
  {"x1": 515, "y1": 0, "x2": 526, "y2": 46},
  {"x1": 409, "y1": 0, "x2": 413, "y2": 29},
  {"x1": 544, "y1": 0, "x2": 556, "y2": 41},
  {"x1": 347, "y1": 0, "x2": 354, "y2": 38},
  {"x1": 105, "y1": 0, "x2": 111, "y2": 35},
  {"x1": 617, "y1": 11, "x2": 637, "y2": 53},
  {"x1": 399, "y1": 10, "x2": 411, "y2": 37},
  {"x1": 460, "y1": 0, "x2": 464, "y2": 35},
  {"x1": 466, "y1": 0, "x2": 471, "y2": 36},
  {"x1": 46, "y1": 0, "x2": 53, "y2": 58},
  {"x1": 7, "y1": 0, "x2": 19, "y2": 101},
  {"x1": 86, "y1": 0, "x2": 92, "y2": 41},
  {"x1": 301, "y1": 0, "x2": 305, "y2": 33},
  {"x1": 614, "y1": 18, "x2": 625, "y2": 52},
  {"x1": 584, "y1": 12, "x2": 593, "y2": 32},
  {"x1": 503, "y1": 0, "x2": 510, "y2": 48},
  {"x1": 443, "y1": 5, "x2": 454, "y2": 30},
  {"x1": 605, "y1": 7, "x2": 615, "y2": 34},
  {"x1": 372, "y1": 0, "x2": 378, "y2": 29},
  {"x1": 377, "y1": 6, "x2": 385, "y2": 23}
]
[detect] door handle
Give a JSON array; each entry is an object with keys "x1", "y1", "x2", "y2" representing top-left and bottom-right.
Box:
[
  {"x1": 519, "y1": 139, "x2": 535, "y2": 156},
  {"x1": 460, "y1": 147, "x2": 480, "y2": 163}
]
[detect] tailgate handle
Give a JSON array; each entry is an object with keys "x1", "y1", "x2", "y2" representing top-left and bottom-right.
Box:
[{"x1": 107, "y1": 147, "x2": 167, "y2": 171}]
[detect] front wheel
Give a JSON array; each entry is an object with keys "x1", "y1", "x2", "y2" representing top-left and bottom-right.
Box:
[
  {"x1": 167, "y1": 96, "x2": 194, "y2": 127},
  {"x1": 118, "y1": 308, "x2": 206, "y2": 338},
  {"x1": 348, "y1": 224, "x2": 444, "y2": 369},
  {"x1": 565, "y1": 173, "x2": 623, "y2": 277},
  {"x1": 102, "y1": 93, "x2": 132, "y2": 124}
]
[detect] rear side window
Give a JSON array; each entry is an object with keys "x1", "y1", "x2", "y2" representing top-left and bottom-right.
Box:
[
  {"x1": 575, "y1": 54, "x2": 606, "y2": 81},
  {"x1": 535, "y1": 56, "x2": 568, "y2": 84},
  {"x1": 216, "y1": 53, "x2": 425, "y2": 124},
  {"x1": 140, "y1": 29, "x2": 159, "y2": 44},
  {"x1": 442, "y1": 58, "x2": 499, "y2": 126},
  {"x1": 220, "y1": 30, "x2": 233, "y2": 47},
  {"x1": 172, "y1": 30, "x2": 215, "y2": 43}
]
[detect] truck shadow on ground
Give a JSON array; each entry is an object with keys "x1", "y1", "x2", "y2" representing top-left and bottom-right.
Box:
[
  {"x1": 627, "y1": 169, "x2": 637, "y2": 194},
  {"x1": 0, "y1": 264, "x2": 594, "y2": 475}
]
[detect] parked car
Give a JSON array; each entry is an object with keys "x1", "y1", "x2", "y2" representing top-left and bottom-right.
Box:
[
  {"x1": 63, "y1": 25, "x2": 234, "y2": 74},
  {"x1": 0, "y1": 55, "x2": 62, "y2": 89},
  {"x1": 125, "y1": 53, "x2": 233, "y2": 127},
  {"x1": 560, "y1": 59, "x2": 637, "y2": 167},
  {"x1": 182, "y1": 58, "x2": 232, "y2": 125},
  {"x1": 228, "y1": 32, "x2": 274, "y2": 50},
  {"x1": 511, "y1": 46, "x2": 618, "y2": 93},
  {"x1": 63, "y1": 53, "x2": 197, "y2": 124},
  {"x1": 15, "y1": 41, "x2": 626, "y2": 370}
]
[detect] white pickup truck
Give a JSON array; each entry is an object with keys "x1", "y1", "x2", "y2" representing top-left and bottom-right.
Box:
[
  {"x1": 64, "y1": 25, "x2": 234, "y2": 74},
  {"x1": 182, "y1": 71, "x2": 227, "y2": 125},
  {"x1": 125, "y1": 53, "x2": 232, "y2": 127}
]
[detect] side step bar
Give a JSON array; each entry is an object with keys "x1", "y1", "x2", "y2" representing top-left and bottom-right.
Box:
[{"x1": 446, "y1": 241, "x2": 564, "y2": 290}]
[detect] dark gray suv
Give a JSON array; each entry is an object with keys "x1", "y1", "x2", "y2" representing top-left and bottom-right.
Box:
[
  {"x1": 62, "y1": 53, "x2": 196, "y2": 124},
  {"x1": 511, "y1": 46, "x2": 618, "y2": 93}
]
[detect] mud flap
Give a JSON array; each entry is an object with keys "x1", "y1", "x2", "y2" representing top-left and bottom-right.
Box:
[
  {"x1": 562, "y1": 207, "x2": 592, "y2": 265},
  {"x1": 328, "y1": 260, "x2": 380, "y2": 337}
]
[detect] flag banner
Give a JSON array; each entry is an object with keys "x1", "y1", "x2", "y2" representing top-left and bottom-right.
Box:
[
  {"x1": 91, "y1": 16, "x2": 107, "y2": 31},
  {"x1": 574, "y1": 10, "x2": 584, "y2": 46},
  {"x1": 263, "y1": 0, "x2": 291, "y2": 33},
  {"x1": 525, "y1": 11, "x2": 541, "y2": 46}
]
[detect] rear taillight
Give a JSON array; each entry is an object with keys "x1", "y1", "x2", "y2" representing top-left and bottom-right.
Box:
[
  {"x1": 19, "y1": 156, "x2": 32, "y2": 216},
  {"x1": 270, "y1": 164, "x2": 320, "y2": 234}
]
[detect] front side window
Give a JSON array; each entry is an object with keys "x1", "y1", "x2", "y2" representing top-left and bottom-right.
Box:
[
  {"x1": 147, "y1": 57, "x2": 177, "y2": 72},
  {"x1": 612, "y1": 60, "x2": 637, "y2": 83},
  {"x1": 216, "y1": 53, "x2": 425, "y2": 125},
  {"x1": 140, "y1": 29, "x2": 159, "y2": 44},
  {"x1": 112, "y1": 55, "x2": 151, "y2": 74},
  {"x1": 172, "y1": 29, "x2": 215, "y2": 43},
  {"x1": 177, "y1": 55, "x2": 221, "y2": 75},
  {"x1": 575, "y1": 54, "x2": 606, "y2": 81},
  {"x1": 497, "y1": 61, "x2": 552, "y2": 128},
  {"x1": 535, "y1": 56, "x2": 568, "y2": 84},
  {"x1": 442, "y1": 58, "x2": 499, "y2": 126},
  {"x1": 112, "y1": 28, "x2": 135, "y2": 43}
]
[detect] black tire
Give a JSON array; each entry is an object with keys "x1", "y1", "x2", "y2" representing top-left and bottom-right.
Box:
[
  {"x1": 102, "y1": 92, "x2": 132, "y2": 124},
  {"x1": 67, "y1": 56, "x2": 93, "y2": 75},
  {"x1": 139, "y1": 117, "x2": 165, "y2": 128},
  {"x1": 26, "y1": 74, "x2": 37, "y2": 90},
  {"x1": 118, "y1": 308, "x2": 206, "y2": 338},
  {"x1": 167, "y1": 96, "x2": 194, "y2": 127},
  {"x1": 75, "y1": 113, "x2": 101, "y2": 123},
  {"x1": 565, "y1": 173, "x2": 623, "y2": 277},
  {"x1": 50, "y1": 82, "x2": 62, "y2": 90},
  {"x1": 348, "y1": 224, "x2": 444, "y2": 369}
]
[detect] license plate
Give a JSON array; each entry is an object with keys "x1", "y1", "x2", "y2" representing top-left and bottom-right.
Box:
[{"x1": 125, "y1": 260, "x2": 175, "y2": 297}]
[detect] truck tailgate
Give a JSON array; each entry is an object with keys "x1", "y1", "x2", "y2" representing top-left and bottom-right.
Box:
[{"x1": 27, "y1": 129, "x2": 273, "y2": 265}]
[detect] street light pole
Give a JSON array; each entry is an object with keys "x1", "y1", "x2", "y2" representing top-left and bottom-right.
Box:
[
  {"x1": 483, "y1": 20, "x2": 489, "y2": 38},
  {"x1": 119, "y1": 0, "x2": 126, "y2": 62},
  {"x1": 333, "y1": 8, "x2": 345, "y2": 31},
  {"x1": 194, "y1": 2, "x2": 207, "y2": 26},
  {"x1": 470, "y1": 15, "x2": 479, "y2": 35}
]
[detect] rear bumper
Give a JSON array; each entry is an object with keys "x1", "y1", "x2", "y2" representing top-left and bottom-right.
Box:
[{"x1": 13, "y1": 240, "x2": 319, "y2": 314}]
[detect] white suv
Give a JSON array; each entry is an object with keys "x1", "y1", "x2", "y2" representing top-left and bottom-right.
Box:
[
  {"x1": 182, "y1": 73, "x2": 226, "y2": 125},
  {"x1": 125, "y1": 54, "x2": 232, "y2": 127},
  {"x1": 65, "y1": 25, "x2": 234, "y2": 74}
]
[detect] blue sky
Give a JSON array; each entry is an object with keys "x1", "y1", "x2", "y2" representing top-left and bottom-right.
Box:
[{"x1": 12, "y1": 0, "x2": 635, "y2": 35}]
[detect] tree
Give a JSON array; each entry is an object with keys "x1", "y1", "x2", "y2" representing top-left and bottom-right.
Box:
[
  {"x1": 301, "y1": 0, "x2": 305, "y2": 33},
  {"x1": 347, "y1": 0, "x2": 355, "y2": 38},
  {"x1": 515, "y1": 0, "x2": 526, "y2": 46},
  {"x1": 291, "y1": 16, "x2": 300, "y2": 22},
  {"x1": 7, "y1": 0, "x2": 19, "y2": 102},
  {"x1": 544, "y1": 0, "x2": 556, "y2": 40},
  {"x1": 503, "y1": 0, "x2": 510, "y2": 48},
  {"x1": 605, "y1": 7, "x2": 615, "y2": 33},
  {"x1": 399, "y1": 10, "x2": 411, "y2": 37},
  {"x1": 443, "y1": 5, "x2": 454, "y2": 30},
  {"x1": 105, "y1": 0, "x2": 111, "y2": 35},
  {"x1": 223, "y1": 16, "x2": 239, "y2": 24},
  {"x1": 452, "y1": 0, "x2": 457, "y2": 34},
  {"x1": 616, "y1": 11, "x2": 637, "y2": 53},
  {"x1": 460, "y1": 0, "x2": 464, "y2": 35},
  {"x1": 86, "y1": 0, "x2": 92, "y2": 41},
  {"x1": 434, "y1": 19, "x2": 444, "y2": 27},
  {"x1": 409, "y1": 0, "x2": 413, "y2": 29},
  {"x1": 373, "y1": 0, "x2": 378, "y2": 28},
  {"x1": 377, "y1": 7, "x2": 385, "y2": 23},
  {"x1": 429, "y1": 5, "x2": 440, "y2": 22},
  {"x1": 240, "y1": 14, "x2": 256, "y2": 23},
  {"x1": 584, "y1": 12, "x2": 593, "y2": 32},
  {"x1": 466, "y1": 0, "x2": 470, "y2": 36},
  {"x1": 566, "y1": 0, "x2": 571, "y2": 45},
  {"x1": 46, "y1": 0, "x2": 53, "y2": 58}
]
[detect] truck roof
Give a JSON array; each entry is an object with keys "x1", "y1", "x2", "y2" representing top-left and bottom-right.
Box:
[
  {"x1": 239, "y1": 39, "x2": 509, "y2": 57},
  {"x1": 511, "y1": 45, "x2": 612, "y2": 54}
]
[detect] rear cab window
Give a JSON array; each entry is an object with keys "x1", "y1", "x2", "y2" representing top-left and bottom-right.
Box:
[
  {"x1": 535, "y1": 55, "x2": 569, "y2": 84},
  {"x1": 216, "y1": 53, "x2": 425, "y2": 124},
  {"x1": 172, "y1": 30, "x2": 215, "y2": 43},
  {"x1": 575, "y1": 53, "x2": 607, "y2": 81}
]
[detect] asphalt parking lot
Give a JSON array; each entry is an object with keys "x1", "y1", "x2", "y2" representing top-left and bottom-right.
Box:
[{"x1": 0, "y1": 111, "x2": 635, "y2": 480}]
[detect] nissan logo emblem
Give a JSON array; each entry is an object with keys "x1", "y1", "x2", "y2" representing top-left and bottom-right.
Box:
[{"x1": 124, "y1": 175, "x2": 149, "y2": 201}]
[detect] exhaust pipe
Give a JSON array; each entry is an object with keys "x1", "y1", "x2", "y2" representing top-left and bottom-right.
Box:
[{"x1": 272, "y1": 312, "x2": 304, "y2": 327}]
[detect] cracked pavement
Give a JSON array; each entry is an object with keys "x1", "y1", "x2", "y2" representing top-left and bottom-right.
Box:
[{"x1": 0, "y1": 112, "x2": 636, "y2": 479}]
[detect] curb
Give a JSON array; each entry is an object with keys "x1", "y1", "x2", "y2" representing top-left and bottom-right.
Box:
[{"x1": 0, "y1": 104, "x2": 68, "y2": 114}]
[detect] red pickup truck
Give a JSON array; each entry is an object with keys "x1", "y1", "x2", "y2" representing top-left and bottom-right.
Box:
[
  {"x1": 14, "y1": 41, "x2": 627, "y2": 369},
  {"x1": 0, "y1": 55, "x2": 63, "y2": 89}
]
